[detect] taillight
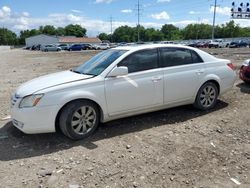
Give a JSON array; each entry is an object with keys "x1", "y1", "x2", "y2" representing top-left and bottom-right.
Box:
[{"x1": 227, "y1": 63, "x2": 234, "y2": 70}]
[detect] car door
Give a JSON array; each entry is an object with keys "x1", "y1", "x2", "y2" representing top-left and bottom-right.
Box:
[
  {"x1": 105, "y1": 49, "x2": 164, "y2": 116},
  {"x1": 159, "y1": 47, "x2": 205, "y2": 104}
]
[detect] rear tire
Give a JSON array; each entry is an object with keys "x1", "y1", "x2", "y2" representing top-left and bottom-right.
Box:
[
  {"x1": 59, "y1": 100, "x2": 100, "y2": 140},
  {"x1": 194, "y1": 82, "x2": 218, "y2": 110}
]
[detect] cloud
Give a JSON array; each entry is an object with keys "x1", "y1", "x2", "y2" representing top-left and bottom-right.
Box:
[
  {"x1": 157, "y1": 0, "x2": 170, "y2": 3},
  {"x1": 22, "y1": 12, "x2": 30, "y2": 17},
  {"x1": 71, "y1": 9, "x2": 82, "y2": 13},
  {"x1": 0, "y1": 6, "x2": 11, "y2": 19},
  {"x1": 234, "y1": 19, "x2": 250, "y2": 27},
  {"x1": 121, "y1": 9, "x2": 132, "y2": 13},
  {"x1": 95, "y1": 0, "x2": 112, "y2": 4},
  {"x1": 0, "y1": 5, "x2": 226, "y2": 37},
  {"x1": 209, "y1": 6, "x2": 231, "y2": 16},
  {"x1": 151, "y1": 11, "x2": 170, "y2": 20},
  {"x1": 189, "y1": 11, "x2": 200, "y2": 15}
]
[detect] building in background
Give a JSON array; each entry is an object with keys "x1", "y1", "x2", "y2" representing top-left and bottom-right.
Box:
[{"x1": 25, "y1": 34, "x2": 101, "y2": 47}]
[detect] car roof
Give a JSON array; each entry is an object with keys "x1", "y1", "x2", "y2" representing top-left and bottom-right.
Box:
[{"x1": 114, "y1": 44, "x2": 196, "y2": 51}]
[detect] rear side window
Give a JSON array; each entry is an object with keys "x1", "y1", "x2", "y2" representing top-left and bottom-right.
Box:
[
  {"x1": 159, "y1": 48, "x2": 203, "y2": 67},
  {"x1": 118, "y1": 49, "x2": 158, "y2": 73},
  {"x1": 191, "y1": 50, "x2": 203, "y2": 63}
]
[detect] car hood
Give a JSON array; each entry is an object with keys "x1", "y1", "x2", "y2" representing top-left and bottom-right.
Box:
[{"x1": 15, "y1": 70, "x2": 93, "y2": 97}]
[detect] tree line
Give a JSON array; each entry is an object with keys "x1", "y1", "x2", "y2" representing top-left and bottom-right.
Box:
[
  {"x1": 0, "y1": 24, "x2": 86, "y2": 45},
  {"x1": 99, "y1": 21, "x2": 250, "y2": 42},
  {"x1": 1, "y1": 21, "x2": 250, "y2": 45}
]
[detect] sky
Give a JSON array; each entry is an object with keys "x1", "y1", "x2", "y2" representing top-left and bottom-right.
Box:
[{"x1": 0, "y1": 0, "x2": 249, "y2": 36}]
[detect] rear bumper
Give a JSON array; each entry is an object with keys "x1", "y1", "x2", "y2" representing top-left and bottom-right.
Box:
[
  {"x1": 220, "y1": 73, "x2": 237, "y2": 95},
  {"x1": 10, "y1": 105, "x2": 59, "y2": 134}
]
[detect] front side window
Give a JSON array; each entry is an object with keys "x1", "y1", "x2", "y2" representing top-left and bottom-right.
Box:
[
  {"x1": 118, "y1": 49, "x2": 158, "y2": 73},
  {"x1": 160, "y1": 48, "x2": 203, "y2": 67},
  {"x1": 73, "y1": 49, "x2": 127, "y2": 76}
]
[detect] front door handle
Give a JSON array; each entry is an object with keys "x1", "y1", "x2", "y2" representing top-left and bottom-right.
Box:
[
  {"x1": 151, "y1": 77, "x2": 162, "y2": 82},
  {"x1": 196, "y1": 70, "x2": 205, "y2": 74}
]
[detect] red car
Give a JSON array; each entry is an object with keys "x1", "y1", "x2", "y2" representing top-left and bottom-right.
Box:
[{"x1": 240, "y1": 60, "x2": 250, "y2": 84}]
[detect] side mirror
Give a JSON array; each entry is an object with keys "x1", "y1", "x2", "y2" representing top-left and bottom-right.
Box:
[{"x1": 108, "y1": 66, "x2": 128, "y2": 77}]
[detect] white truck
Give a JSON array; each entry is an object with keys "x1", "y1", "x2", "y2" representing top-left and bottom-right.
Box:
[{"x1": 208, "y1": 39, "x2": 229, "y2": 48}]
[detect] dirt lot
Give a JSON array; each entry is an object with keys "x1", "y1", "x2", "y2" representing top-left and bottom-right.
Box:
[{"x1": 0, "y1": 48, "x2": 249, "y2": 188}]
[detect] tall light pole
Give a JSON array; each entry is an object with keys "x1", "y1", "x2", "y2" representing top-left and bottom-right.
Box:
[
  {"x1": 137, "y1": 0, "x2": 140, "y2": 42},
  {"x1": 212, "y1": 0, "x2": 217, "y2": 40}
]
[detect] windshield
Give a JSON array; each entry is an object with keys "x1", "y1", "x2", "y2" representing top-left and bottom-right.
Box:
[{"x1": 73, "y1": 49, "x2": 127, "y2": 76}]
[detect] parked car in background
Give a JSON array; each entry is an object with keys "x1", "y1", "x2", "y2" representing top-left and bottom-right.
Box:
[
  {"x1": 23, "y1": 46, "x2": 31, "y2": 50},
  {"x1": 208, "y1": 39, "x2": 228, "y2": 48},
  {"x1": 229, "y1": 40, "x2": 248, "y2": 48},
  {"x1": 187, "y1": 41, "x2": 199, "y2": 48},
  {"x1": 68, "y1": 44, "x2": 82, "y2": 51},
  {"x1": 95, "y1": 43, "x2": 110, "y2": 50},
  {"x1": 10, "y1": 44, "x2": 236, "y2": 140},
  {"x1": 197, "y1": 41, "x2": 209, "y2": 48},
  {"x1": 240, "y1": 59, "x2": 250, "y2": 84},
  {"x1": 57, "y1": 44, "x2": 69, "y2": 50},
  {"x1": 31, "y1": 44, "x2": 41, "y2": 51},
  {"x1": 41, "y1": 44, "x2": 61, "y2": 52},
  {"x1": 81, "y1": 43, "x2": 92, "y2": 50}
]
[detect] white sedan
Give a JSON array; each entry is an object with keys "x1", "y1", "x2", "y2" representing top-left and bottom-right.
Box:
[{"x1": 11, "y1": 44, "x2": 236, "y2": 140}]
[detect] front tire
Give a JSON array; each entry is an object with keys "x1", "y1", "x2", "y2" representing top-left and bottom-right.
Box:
[
  {"x1": 59, "y1": 100, "x2": 100, "y2": 140},
  {"x1": 194, "y1": 82, "x2": 218, "y2": 110}
]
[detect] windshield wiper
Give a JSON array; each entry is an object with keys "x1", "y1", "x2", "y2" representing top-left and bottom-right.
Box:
[
  {"x1": 71, "y1": 69, "x2": 82, "y2": 74},
  {"x1": 82, "y1": 72, "x2": 97, "y2": 76}
]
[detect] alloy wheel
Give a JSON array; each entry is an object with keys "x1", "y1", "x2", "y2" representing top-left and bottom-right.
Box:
[
  {"x1": 71, "y1": 106, "x2": 96, "y2": 135},
  {"x1": 199, "y1": 85, "x2": 216, "y2": 108}
]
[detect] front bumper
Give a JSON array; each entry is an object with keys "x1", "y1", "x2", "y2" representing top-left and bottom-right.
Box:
[
  {"x1": 10, "y1": 104, "x2": 59, "y2": 134},
  {"x1": 240, "y1": 66, "x2": 250, "y2": 82}
]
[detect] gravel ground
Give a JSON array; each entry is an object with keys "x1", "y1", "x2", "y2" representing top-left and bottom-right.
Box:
[{"x1": 0, "y1": 48, "x2": 249, "y2": 188}]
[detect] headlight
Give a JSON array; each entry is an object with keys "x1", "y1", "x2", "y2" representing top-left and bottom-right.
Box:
[
  {"x1": 19, "y1": 94, "x2": 44, "y2": 108},
  {"x1": 243, "y1": 59, "x2": 250, "y2": 66}
]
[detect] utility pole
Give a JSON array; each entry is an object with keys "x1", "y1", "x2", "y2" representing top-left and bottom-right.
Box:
[
  {"x1": 196, "y1": 17, "x2": 201, "y2": 40},
  {"x1": 136, "y1": 0, "x2": 141, "y2": 42},
  {"x1": 212, "y1": 0, "x2": 218, "y2": 40},
  {"x1": 110, "y1": 16, "x2": 113, "y2": 43}
]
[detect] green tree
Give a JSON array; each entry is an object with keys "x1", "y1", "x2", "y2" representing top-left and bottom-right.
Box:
[
  {"x1": 19, "y1": 29, "x2": 40, "y2": 45},
  {"x1": 182, "y1": 24, "x2": 212, "y2": 40},
  {"x1": 161, "y1": 24, "x2": 181, "y2": 40},
  {"x1": 98, "y1": 33, "x2": 110, "y2": 41},
  {"x1": 145, "y1": 28, "x2": 164, "y2": 41},
  {"x1": 64, "y1": 24, "x2": 86, "y2": 37},
  {"x1": 39, "y1": 25, "x2": 56, "y2": 35},
  {"x1": 55, "y1": 27, "x2": 66, "y2": 36},
  {"x1": 113, "y1": 26, "x2": 135, "y2": 42},
  {"x1": 0, "y1": 28, "x2": 17, "y2": 45}
]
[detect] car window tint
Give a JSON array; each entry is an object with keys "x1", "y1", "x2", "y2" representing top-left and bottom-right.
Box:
[
  {"x1": 160, "y1": 48, "x2": 193, "y2": 67},
  {"x1": 191, "y1": 50, "x2": 203, "y2": 63},
  {"x1": 118, "y1": 49, "x2": 158, "y2": 73}
]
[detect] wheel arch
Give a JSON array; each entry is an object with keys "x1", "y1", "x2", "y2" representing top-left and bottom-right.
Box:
[
  {"x1": 55, "y1": 98, "x2": 104, "y2": 132},
  {"x1": 199, "y1": 79, "x2": 220, "y2": 95}
]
